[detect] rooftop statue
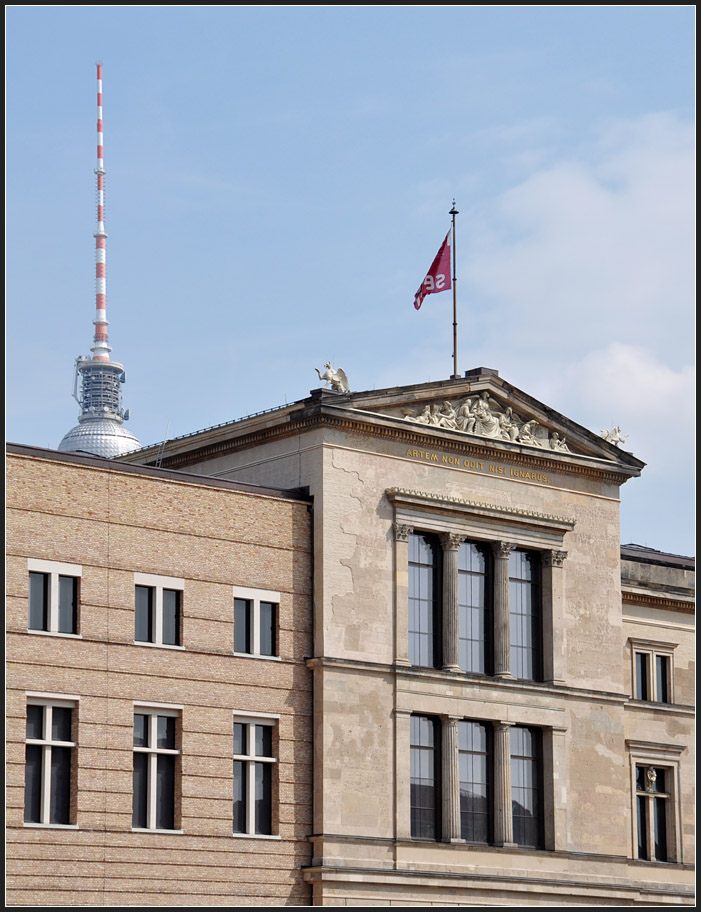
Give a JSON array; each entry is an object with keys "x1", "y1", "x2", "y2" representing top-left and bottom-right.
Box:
[
  {"x1": 315, "y1": 362, "x2": 350, "y2": 393},
  {"x1": 601, "y1": 426, "x2": 629, "y2": 446}
]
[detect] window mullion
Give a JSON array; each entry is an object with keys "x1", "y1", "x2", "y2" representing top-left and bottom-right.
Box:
[
  {"x1": 154, "y1": 588, "x2": 164, "y2": 645},
  {"x1": 252, "y1": 600, "x2": 261, "y2": 656},
  {"x1": 148, "y1": 715, "x2": 157, "y2": 829},
  {"x1": 49, "y1": 573, "x2": 59, "y2": 632},
  {"x1": 41, "y1": 744, "x2": 51, "y2": 824},
  {"x1": 646, "y1": 792, "x2": 656, "y2": 861}
]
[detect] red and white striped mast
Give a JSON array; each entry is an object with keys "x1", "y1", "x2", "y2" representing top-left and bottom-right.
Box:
[
  {"x1": 92, "y1": 62, "x2": 110, "y2": 362},
  {"x1": 58, "y1": 64, "x2": 140, "y2": 456}
]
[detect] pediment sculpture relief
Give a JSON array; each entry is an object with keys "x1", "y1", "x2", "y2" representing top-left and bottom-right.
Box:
[{"x1": 403, "y1": 391, "x2": 571, "y2": 453}]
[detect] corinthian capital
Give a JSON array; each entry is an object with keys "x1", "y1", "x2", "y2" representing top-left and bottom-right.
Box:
[
  {"x1": 393, "y1": 522, "x2": 413, "y2": 543},
  {"x1": 439, "y1": 531, "x2": 464, "y2": 551},
  {"x1": 543, "y1": 550, "x2": 568, "y2": 567},
  {"x1": 492, "y1": 541, "x2": 515, "y2": 560}
]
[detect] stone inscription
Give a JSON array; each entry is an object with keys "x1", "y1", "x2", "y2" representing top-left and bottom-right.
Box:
[{"x1": 404, "y1": 447, "x2": 550, "y2": 484}]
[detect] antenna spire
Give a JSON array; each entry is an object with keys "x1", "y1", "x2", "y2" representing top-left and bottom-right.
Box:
[{"x1": 91, "y1": 63, "x2": 111, "y2": 361}]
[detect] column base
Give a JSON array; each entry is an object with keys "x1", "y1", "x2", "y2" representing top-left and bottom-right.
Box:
[
  {"x1": 493, "y1": 671, "x2": 515, "y2": 680},
  {"x1": 495, "y1": 841, "x2": 518, "y2": 848},
  {"x1": 442, "y1": 664, "x2": 461, "y2": 674},
  {"x1": 443, "y1": 837, "x2": 466, "y2": 844}
]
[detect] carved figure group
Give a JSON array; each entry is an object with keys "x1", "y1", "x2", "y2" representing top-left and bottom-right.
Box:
[
  {"x1": 404, "y1": 392, "x2": 571, "y2": 453},
  {"x1": 315, "y1": 362, "x2": 350, "y2": 393}
]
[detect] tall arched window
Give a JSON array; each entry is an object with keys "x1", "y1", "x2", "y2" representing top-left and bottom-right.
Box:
[
  {"x1": 458, "y1": 541, "x2": 491, "y2": 674},
  {"x1": 408, "y1": 533, "x2": 441, "y2": 668},
  {"x1": 509, "y1": 550, "x2": 541, "y2": 680}
]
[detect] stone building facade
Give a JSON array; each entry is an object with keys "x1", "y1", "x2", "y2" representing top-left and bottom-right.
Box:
[
  {"x1": 121, "y1": 368, "x2": 695, "y2": 906},
  {"x1": 6, "y1": 444, "x2": 314, "y2": 906}
]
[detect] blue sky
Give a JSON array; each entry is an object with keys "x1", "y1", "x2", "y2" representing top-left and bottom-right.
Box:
[{"x1": 6, "y1": 6, "x2": 695, "y2": 555}]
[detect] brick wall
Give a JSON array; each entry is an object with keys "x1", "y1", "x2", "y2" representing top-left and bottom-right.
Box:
[{"x1": 6, "y1": 449, "x2": 313, "y2": 906}]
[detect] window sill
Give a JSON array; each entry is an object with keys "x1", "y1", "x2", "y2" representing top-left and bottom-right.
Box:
[
  {"x1": 27, "y1": 629, "x2": 81, "y2": 639},
  {"x1": 233, "y1": 652, "x2": 281, "y2": 661},
  {"x1": 24, "y1": 822, "x2": 79, "y2": 829},
  {"x1": 232, "y1": 832, "x2": 281, "y2": 840},
  {"x1": 133, "y1": 642, "x2": 185, "y2": 651},
  {"x1": 131, "y1": 828, "x2": 185, "y2": 834}
]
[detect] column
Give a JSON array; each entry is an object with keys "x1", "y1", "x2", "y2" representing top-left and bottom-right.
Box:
[
  {"x1": 440, "y1": 532, "x2": 463, "y2": 673},
  {"x1": 493, "y1": 721, "x2": 516, "y2": 846},
  {"x1": 441, "y1": 715, "x2": 463, "y2": 842},
  {"x1": 394, "y1": 522, "x2": 413, "y2": 666},
  {"x1": 542, "y1": 550, "x2": 567, "y2": 684},
  {"x1": 492, "y1": 541, "x2": 515, "y2": 678}
]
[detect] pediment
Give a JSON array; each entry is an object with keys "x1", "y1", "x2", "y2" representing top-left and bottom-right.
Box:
[{"x1": 339, "y1": 372, "x2": 643, "y2": 467}]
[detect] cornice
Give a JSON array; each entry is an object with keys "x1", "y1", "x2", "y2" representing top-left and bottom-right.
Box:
[
  {"x1": 150, "y1": 405, "x2": 638, "y2": 486},
  {"x1": 622, "y1": 590, "x2": 695, "y2": 615}
]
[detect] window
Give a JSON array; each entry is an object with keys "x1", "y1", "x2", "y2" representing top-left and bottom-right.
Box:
[
  {"x1": 459, "y1": 719, "x2": 491, "y2": 842},
  {"x1": 458, "y1": 541, "x2": 491, "y2": 674},
  {"x1": 510, "y1": 726, "x2": 543, "y2": 848},
  {"x1": 410, "y1": 714, "x2": 440, "y2": 839},
  {"x1": 24, "y1": 698, "x2": 76, "y2": 826},
  {"x1": 631, "y1": 640, "x2": 675, "y2": 703},
  {"x1": 409, "y1": 534, "x2": 441, "y2": 668},
  {"x1": 27, "y1": 559, "x2": 81, "y2": 636},
  {"x1": 509, "y1": 550, "x2": 541, "y2": 681},
  {"x1": 134, "y1": 573, "x2": 184, "y2": 647},
  {"x1": 233, "y1": 715, "x2": 278, "y2": 836},
  {"x1": 636, "y1": 765, "x2": 671, "y2": 862},
  {"x1": 132, "y1": 708, "x2": 180, "y2": 830},
  {"x1": 233, "y1": 587, "x2": 280, "y2": 658}
]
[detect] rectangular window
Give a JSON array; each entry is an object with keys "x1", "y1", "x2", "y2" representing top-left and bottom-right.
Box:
[
  {"x1": 409, "y1": 533, "x2": 441, "y2": 669},
  {"x1": 233, "y1": 716, "x2": 277, "y2": 835},
  {"x1": 458, "y1": 542, "x2": 491, "y2": 674},
  {"x1": 510, "y1": 725, "x2": 543, "y2": 848},
  {"x1": 132, "y1": 709, "x2": 180, "y2": 830},
  {"x1": 410, "y1": 714, "x2": 440, "y2": 840},
  {"x1": 233, "y1": 588, "x2": 280, "y2": 658},
  {"x1": 631, "y1": 641, "x2": 675, "y2": 704},
  {"x1": 509, "y1": 550, "x2": 541, "y2": 681},
  {"x1": 24, "y1": 700, "x2": 76, "y2": 826},
  {"x1": 27, "y1": 560, "x2": 81, "y2": 636},
  {"x1": 458, "y1": 719, "x2": 491, "y2": 843},
  {"x1": 134, "y1": 574, "x2": 184, "y2": 648}
]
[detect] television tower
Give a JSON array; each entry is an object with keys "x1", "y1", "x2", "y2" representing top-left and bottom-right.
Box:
[{"x1": 59, "y1": 64, "x2": 141, "y2": 457}]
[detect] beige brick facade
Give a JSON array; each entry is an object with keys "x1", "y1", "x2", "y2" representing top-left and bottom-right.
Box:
[{"x1": 6, "y1": 446, "x2": 313, "y2": 906}]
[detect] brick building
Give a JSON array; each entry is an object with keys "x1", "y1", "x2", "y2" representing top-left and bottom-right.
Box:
[{"x1": 6, "y1": 443, "x2": 314, "y2": 906}]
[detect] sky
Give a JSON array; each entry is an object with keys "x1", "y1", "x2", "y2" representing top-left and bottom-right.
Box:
[{"x1": 6, "y1": 6, "x2": 695, "y2": 556}]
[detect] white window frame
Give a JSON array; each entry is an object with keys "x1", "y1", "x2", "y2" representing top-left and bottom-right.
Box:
[
  {"x1": 134, "y1": 572, "x2": 185, "y2": 649},
  {"x1": 630, "y1": 638, "x2": 676, "y2": 704},
  {"x1": 627, "y1": 739, "x2": 684, "y2": 864},
  {"x1": 232, "y1": 711, "x2": 280, "y2": 839},
  {"x1": 233, "y1": 586, "x2": 281, "y2": 660},
  {"x1": 24, "y1": 693, "x2": 79, "y2": 828},
  {"x1": 27, "y1": 559, "x2": 82, "y2": 638},
  {"x1": 132, "y1": 702, "x2": 183, "y2": 833}
]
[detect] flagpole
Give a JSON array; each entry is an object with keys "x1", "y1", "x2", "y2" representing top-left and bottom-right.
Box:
[{"x1": 450, "y1": 200, "x2": 459, "y2": 378}]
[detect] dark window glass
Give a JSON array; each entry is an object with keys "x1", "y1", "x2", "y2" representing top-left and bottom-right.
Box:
[
  {"x1": 132, "y1": 752, "x2": 148, "y2": 828},
  {"x1": 28, "y1": 572, "x2": 48, "y2": 631},
  {"x1": 135, "y1": 586, "x2": 154, "y2": 643},
  {"x1": 133, "y1": 714, "x2": 149, "y2": 748},
  {"x1": 234, "y1": 598, "x2": 251, "y2": 653},
  {"x1": 162, "y1": 589, "x2": 181, "y2": 646},
  {"x1": 260, "y1": 602, "x2": 276, "y2": 656},
  {"x1": 255, "y1": 725, "x2": 273, "y2": 758},
  {"x1": 255, "y1": 762, "x2": 272, "y2": 834},
  {"x1": 52, "y1": 707, "x2": 72, "y2": 743},
  {"x1": 156, "y1": 754, "x2": 175, "y2": 829},
  {"x1": 234, "y1": 723, "x2": 247, "y2": 756},
  {"x1": 509, "y1": 551, "x2": 541, "y2": 681},
  {"x1": 637, "y1": 794, "x2": 648, "y2": 859},
  {"x1": 459, "y1": 720, "x2": 491, "y2": 842},
  {"x1": 511, "y1": 726, "x2": 543, "y2": 848},
  {"x1": 26, "y1": 704, "x2": 44, "y2": 740},
  {"x1": 49, "y1": 746, "x2": 71, "y2": 824},
  {"x1": 410, "y1": 715, "x2": 439, "y2": 840},
  {"x1": 635, "y1": 653, "x2": 649, "y2": 700},
  {"x1": 409, "y1": 534, "x2": 441, "y2": 668},
  {"x1": 24, "y1": 744, "x2": 42, "y2": 823},
  {"x1": 654, "y1": 797, "x2": 668, "y2": 861},
  {"x1": 58, "y1": 576, "x2": 78, "y2": 634},
  {"x1": 233, "y1": 760, "x2": 247, "y2": 833},
  {"x1": 656, "y1": 656, "x2": 670, "y2": 703},
  {"x1": 157, "y1": 716, "x2": 176, "y2": 750},
  {"x1": 458, "y1": 542, "x2": 490, "y2": 674}
]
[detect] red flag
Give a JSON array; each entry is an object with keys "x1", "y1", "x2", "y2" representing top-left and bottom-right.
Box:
[{"x1": 413, "y1": 231, "x2": 452, "y2": 310}]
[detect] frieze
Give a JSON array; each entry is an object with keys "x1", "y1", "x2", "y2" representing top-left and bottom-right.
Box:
[{"x1": 402, "y1": 391, "x2": 574, "y2": 454}]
